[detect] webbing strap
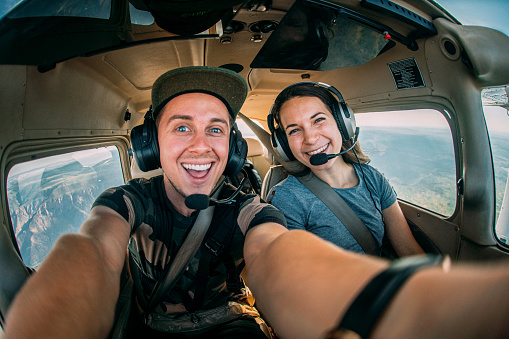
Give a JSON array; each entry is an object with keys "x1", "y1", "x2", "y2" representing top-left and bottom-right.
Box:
[
  {"x1": 145, "y1": 203, "x2": 216, "y2": 312},
  {"x1": 187, "y1": 204, "x2": 239, "y2": 312},
  {"x1": 296, "y1": 171, "x2": 379, "y2": 255}
]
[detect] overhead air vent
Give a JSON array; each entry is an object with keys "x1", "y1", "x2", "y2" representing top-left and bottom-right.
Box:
[
  {"x1": 249, "y1": 20, "x2": 278, "y2": 33},
  {"x1": 224, "y1": 20, "x2": 246, "y2": 34},
  {"x1": 439, "y1": 35, "x2": 461, "y2": 61}
]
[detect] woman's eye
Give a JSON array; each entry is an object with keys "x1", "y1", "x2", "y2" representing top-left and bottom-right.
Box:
[
  {"x1": 176, "y1": 126, "x2": 189, "y2": 132},
  {"x1": 288, "y1": 128, "x2": 299, "y2": 136},
  {"x1": 314, "y1": 117, "x2": 325, "y2": 124}
]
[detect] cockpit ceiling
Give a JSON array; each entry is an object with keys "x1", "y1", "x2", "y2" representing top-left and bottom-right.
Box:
[{"x1": 0, "y1": 0, "x2": 443, "y2": 73}]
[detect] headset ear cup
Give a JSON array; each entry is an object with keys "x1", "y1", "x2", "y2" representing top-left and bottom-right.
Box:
[
  {"x1": 274, "y1": 128, "x2": 295, "y2": 162},
  {"x1": 338, "y1": 102, "x2": 356, "y2": 140},
  {"x1": 331, "y1": 100, "x2": 356, "y2": 142},
  {"x1": 268, "y1": 106, "x2": 295, "y2": 162},
  {"x1": 224, "y1": 127, "x2": 248, "y2": 176},
  {"x1": 130, "y1": 118, "x2": 161, "y2": 172}
]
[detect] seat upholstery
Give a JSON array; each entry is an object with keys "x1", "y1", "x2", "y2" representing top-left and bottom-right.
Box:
[
  {"x1": 130, "y1": 156, "x2": 163, "y2": 179},
  {"x1": 261, "y1": 165, "x2": 288, "y2": 201},
  {"x1": 245, "y1": 137, "x2": 272, "y2": 181}
]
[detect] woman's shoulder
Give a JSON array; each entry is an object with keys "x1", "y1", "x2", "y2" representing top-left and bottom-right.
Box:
[
  {"x1": 353, "y1": 163, "x2": 384, "y2": 178},
  {"x1": 272, "y1": 174, "x2": 306, "y2": 191},
  {"x1": 269, "y1": 175, "x2": 313, "y2": 201}
]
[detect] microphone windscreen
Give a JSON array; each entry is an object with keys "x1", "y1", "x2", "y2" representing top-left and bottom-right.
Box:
[
  {"x1": 185, "y1": 194, "x2": 210, "y2": 210},
  {"x1": 310, "y1": 153, "x2": 329, "y2": 166}
]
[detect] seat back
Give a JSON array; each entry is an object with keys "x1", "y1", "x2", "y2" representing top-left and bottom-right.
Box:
[
  {"x1": 130, "y1": 156, "x2": 163, "y2": 179},
  {"x1": 261, "y1": 165, "x2": 288, "y2": 201},
  {"x1": 245, "y1": 137, "x2": 272, "y2": 181}
]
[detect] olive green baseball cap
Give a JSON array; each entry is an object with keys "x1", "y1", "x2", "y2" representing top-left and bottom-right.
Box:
[{"x1": 151, "y1": 66, "x2": 247, "y2": 119}]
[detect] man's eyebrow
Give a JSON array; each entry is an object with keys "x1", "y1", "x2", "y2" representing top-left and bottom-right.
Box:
[
  {"x1": 211, "y1": 117, "x2": 229, "y2": 126},
  {"x1": 166, "y1": 115, "x2": 229, "y2": 126},
  {"x1": 168, "y1": 114, "x2": 192, "y2": 122}
]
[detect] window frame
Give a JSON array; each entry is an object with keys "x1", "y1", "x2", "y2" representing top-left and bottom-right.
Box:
[
  {"x1": 1, "y1": 136, "x2": 130, "y2": 258},
  {"x1": 482, "y1": 87, "x2": 509, "y2": 248},
  {"x1": 354, "y1": 103, "x2": 462, "y2": 221}
]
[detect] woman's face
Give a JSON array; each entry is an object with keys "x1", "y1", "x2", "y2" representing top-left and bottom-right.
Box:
[{"x1": 279, "y1": 96, "x2": 343, "y2": 169}]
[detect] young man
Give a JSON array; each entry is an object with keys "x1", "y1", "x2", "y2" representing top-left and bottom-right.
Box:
[{"x1": 3, "y1": 66, "x2": 288, "y2": 338}]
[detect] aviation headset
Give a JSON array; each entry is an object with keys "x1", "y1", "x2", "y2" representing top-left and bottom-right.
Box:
[
  {"x1": 267, "y1": 81, "x2": 356, "y2": 162},
  {"x1": 131, "y1": 105, "x2": 247, "y2": 177}
]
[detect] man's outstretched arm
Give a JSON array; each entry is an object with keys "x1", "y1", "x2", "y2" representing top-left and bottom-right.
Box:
[
  {"x1": 3, "y1": 206, "x2": 131, "y2": 339},
  {"x1": 244, "y1": 226, "x2": 386, "y2": 339},
  {"x1": 244, "y1": 227, "x2": 509, "y2": 339}
]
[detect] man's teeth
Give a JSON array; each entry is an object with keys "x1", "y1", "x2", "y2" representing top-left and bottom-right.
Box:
[
  {"x1": 182, "y1": 163, "x2": 212, "y2": 171},
  {"x1": 307, "y1": 144, "x2": 328, "y2": 156}
]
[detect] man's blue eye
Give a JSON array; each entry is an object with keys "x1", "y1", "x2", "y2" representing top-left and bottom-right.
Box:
[
  {"x1": 177, "y1": 126, "x2": 188, "y2": 132},
  {"x1": 210, "y1": 128, "x2": 221, "y2": 134}
]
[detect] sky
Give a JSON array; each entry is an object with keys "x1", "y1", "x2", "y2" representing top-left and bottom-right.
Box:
[{"x1": 437, "y1": 0, "x2": 509, "y2": 37}]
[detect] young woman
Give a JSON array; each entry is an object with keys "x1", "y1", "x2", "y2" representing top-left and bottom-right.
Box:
[{"x1": 267, "y1": 82, "x2": 423, "y2": 257}]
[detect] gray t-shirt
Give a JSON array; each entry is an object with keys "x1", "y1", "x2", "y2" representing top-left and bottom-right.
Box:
[{"x1": 268, "y1": 164, "x2": 396, "y2": 254}]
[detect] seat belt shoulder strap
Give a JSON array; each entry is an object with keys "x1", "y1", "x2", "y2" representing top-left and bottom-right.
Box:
[{"x1": 296, "y1": 172, "x2": 379, "y2": 255}]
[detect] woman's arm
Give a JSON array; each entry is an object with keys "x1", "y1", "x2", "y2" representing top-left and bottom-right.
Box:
[
  {"x1": 3, "y1": 206, "x2": 131, "y2": 339},
  {"x1": 382, "y1": 201, "x2": 424, "y2": 256}
]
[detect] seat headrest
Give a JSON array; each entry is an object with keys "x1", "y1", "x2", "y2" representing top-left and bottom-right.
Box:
[{"x1": 245, "y1": 137, "x2": 264, "y2": 157}]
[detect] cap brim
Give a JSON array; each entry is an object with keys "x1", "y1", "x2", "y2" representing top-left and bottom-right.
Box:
[{"x1": 152, "y1": 66, "x2": 247, "y2": 119}]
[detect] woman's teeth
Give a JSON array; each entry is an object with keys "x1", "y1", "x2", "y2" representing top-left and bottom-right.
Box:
[{"x1": 307, "y1": 143, "x2": 328, "y2": 156}]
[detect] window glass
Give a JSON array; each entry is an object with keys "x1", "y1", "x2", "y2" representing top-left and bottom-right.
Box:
[
  {"x1": 129, "y1": 3, "x2": 154, "y2": 25},
  {"x1": 0, "y1": 0, "x2": 23, "y2": 19},
  {"x1": 483, "y1": 87, "x2": 509, "y2": 244},
  {"x1": 4, "y1": 0, "x2": 111, "y2": 20},
  {"x1": 356, "y1": 109, "x2": 456, "y2": 216},
  {"x1": 6, "y1": 146, "x2": 125, "y2": 268}
]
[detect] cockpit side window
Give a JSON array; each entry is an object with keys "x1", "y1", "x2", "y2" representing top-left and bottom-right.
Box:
[
  {"x1": 2, "y1": 0, "x2": 111, "y2": 20},
  {"x1": 483, "y1": 87, "x2": 509, "y2": 245},
  {"x1": 6, "y1": 146, "x2": 125, "y2": 268},
  {"x1": 356, "y1": 109, "x2": 456, "y2": 217}
]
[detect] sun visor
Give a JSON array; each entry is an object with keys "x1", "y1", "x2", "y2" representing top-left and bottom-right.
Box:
[
  {"x1": 251, "y1": 0, "x2": 435, "y2": 71},
  {"x1": 251, "y1": 0, "x2": 390, "y2": 71}
]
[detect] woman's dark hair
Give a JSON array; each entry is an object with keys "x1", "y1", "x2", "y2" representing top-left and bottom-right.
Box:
[{"x1": 272, "y1": 83, "x2": 370, "y2": 164}]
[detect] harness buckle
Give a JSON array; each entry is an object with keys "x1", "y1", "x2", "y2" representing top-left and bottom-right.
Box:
[
  {"x1": 190, "y1": 312, "x2": 200, "y2": 323},
  {"x1": 205, "y1": 238, "x2": 224, "y2": 256}
]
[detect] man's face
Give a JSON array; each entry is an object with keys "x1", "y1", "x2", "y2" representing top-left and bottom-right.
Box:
[{"x1": 157, "y1": 92, "x2": 231, "y2": 201}]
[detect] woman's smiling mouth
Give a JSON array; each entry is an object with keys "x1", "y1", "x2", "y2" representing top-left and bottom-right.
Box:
[{"x1": 306, "y1": 143, "x2": 329, "y2": 156}]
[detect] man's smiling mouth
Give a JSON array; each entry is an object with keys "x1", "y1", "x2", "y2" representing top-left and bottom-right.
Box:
[
  {"x1": 182, "y1": 163, "x2": 212, "y2": 171},
  {"x1": 306, "y1": 143, "x2": 329, "y2": 156},
  {"x1": 182, "y1": 162, "x2": 213, "y2": 179}
]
